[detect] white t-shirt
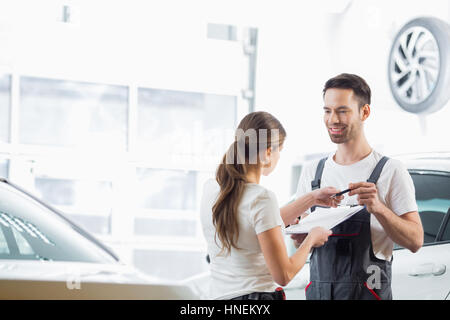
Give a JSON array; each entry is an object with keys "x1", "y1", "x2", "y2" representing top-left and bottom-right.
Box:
[
  {"x1": 200, "y1": 179, "x2": 284, "y2": 300},
  {"x1": 295, "y1": 150, "x2": 418, "y2": 261}
]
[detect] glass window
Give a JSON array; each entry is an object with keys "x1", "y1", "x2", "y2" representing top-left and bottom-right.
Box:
[
  {"x1": 411, "y1": 172, "x2": 450, "y2": 243},
  {"x1": 207, "y1": 23, "x2": 238, "y2": 41},
  {"x1": 34, "y1": 177, "x2": 113, "y2": 213},
  {"x1": 68, "y1": 214, "x2": 111, "y2": 235},
  {"x1": 0, "y1": 159, "x2": 9, "y2": 179},
  {"x1": 0, "y1": 226, "x2": 9, "y2": 254},
  {"x1": 442, "y1": 217, "x2": 450, "y2": 241},
  {"x1": 12, "y1": 227, "x2": 35, "y2": 255},
  {"x1": 34, "y1": 177, "x2": 113, "y2": 235},
  {"x1": 136, "y1": 168, "x2": 196, "y2": 211},
  {"x1": 19, "y1": 76, "x2": 128, "y2": 150},
  {"x1": 133, "y1": 249, "x2": 208, "y2": 281},
  {"x1": 0, "y1": 180, "x2": 117, "y2": 262},
  {"x1": 134, "y1": 217, "x2": 196, "y2": 237},
  {"x1": 0, "y1": 74, "x2": 10, "y2": 143},
  {"x1": 137, "y1": 88, "x2": 236, "y2": 158},
  {"x1": 291, "y1": 164, "x2": 302, "y2": 196}
]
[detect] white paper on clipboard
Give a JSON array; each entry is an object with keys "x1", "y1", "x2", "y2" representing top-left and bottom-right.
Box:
[{"x1": 284, "y1": 205, "x2": 364, "y2": 234}]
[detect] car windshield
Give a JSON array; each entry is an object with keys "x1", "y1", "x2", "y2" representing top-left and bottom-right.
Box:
[{"x1": 0, "y1": 181, "x2": 117, "y2": 263}]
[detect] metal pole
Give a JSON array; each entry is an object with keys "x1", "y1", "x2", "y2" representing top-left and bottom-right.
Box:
[{"x1": 242, "y1": 27, "x2": 258, "y2": 113}]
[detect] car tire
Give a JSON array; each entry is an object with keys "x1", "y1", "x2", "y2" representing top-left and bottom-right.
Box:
[{"x1": 388, "y1": 17, "x2": 450, "y2": 115}]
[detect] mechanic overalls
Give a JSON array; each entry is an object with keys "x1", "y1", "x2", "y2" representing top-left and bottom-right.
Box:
[{"x1": 305, "y1": 156, "x2": 393, "y2": 300}]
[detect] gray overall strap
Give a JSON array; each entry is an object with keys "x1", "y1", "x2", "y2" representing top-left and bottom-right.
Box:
[
  {"x1": 310, "y1": 157, "x2": 327, "y2": 213},
  {"x1": 366, "y1": 156, "x2": 389, "y2": 184},
  {"x1": 311, "y1": 157, "x2": 327, "y2": 190}
]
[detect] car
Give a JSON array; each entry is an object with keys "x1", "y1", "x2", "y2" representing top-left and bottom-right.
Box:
[
  {"x1": 0, "y1": 178, "x2": 201, "y2": 299},
  {"x1": 284, "y1": 152, "x2": 450, "y2": 300}
]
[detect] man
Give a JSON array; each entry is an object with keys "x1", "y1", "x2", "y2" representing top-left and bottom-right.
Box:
[{"x1": 281, "y1": 73, "x2": 423, "y2": 300}]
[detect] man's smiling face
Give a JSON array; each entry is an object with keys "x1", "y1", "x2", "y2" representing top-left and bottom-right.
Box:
[{"x1": 323, "y1": 88, "x2": 365, "y2": 144}]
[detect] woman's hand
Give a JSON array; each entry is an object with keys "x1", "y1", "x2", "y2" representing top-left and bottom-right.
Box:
[
  {"x1": 291, "y1": 226, "x2": 332, "y2": 249},
  {"x1": 305, "y1": 227, "x2": 332, "y2": 248},
  {"x1": 311, "y1": 186, "x2": 344, "y2": 208},
  {"x1": 290, "y1": 233, "x2": 307, "y2": 248}
]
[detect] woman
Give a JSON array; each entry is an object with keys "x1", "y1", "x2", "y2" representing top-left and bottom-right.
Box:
[{"x1": 200, "y1": 111, "x2": 343, "y2": 300}]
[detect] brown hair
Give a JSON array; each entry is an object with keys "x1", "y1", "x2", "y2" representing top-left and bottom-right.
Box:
[
  {"x1": 212, "y1": 111, "x2": 286, "y2": 255},
  {"x1": 323, "y1": 73, "x2": 371, "y2": 108}
]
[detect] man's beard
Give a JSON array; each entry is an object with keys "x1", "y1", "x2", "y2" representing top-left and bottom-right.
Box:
[
  {"x1": 328, "y1": 125, "x2": 358, "y2": 144},
  {"x1": 329, "y1": 133, "x2": 349, "y2": 144}
]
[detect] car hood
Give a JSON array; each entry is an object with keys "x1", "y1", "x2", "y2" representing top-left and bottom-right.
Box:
[
  {"x1": 0, "y1": 260, "x2": 202, "y2": 299},
  {"x1": 0, "y1": 259, "x2": 162, "y2": 285}
]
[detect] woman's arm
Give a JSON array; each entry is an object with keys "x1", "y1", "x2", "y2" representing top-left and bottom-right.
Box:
[
  {"x1": 257, "y1": 226, "x2": 331, "y2": 286},
  {"x1": 280, "y1": 187, "x2": 343, "y2": 226},
  {"x1": 280, "y1": 193, "x2": 315, "y2": 226}
]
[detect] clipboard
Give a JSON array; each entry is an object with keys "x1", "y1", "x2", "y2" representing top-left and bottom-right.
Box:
[{"x1": 284, "y1": 205, "x2": 364, "y2": 234}]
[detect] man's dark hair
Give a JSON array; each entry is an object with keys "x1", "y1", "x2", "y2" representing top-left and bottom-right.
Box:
[{"x1": 323, "y1": 73, "x2": 371, "y2": 108}]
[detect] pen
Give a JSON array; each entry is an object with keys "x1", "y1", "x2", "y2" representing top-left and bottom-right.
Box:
[{"x1": 331, "y1": 188, "x2": 353, "y2": 198}]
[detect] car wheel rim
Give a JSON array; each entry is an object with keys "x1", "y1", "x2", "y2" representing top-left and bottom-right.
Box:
[{"x1": 390, "y1": 26, "x2": 440, "y2": 105}]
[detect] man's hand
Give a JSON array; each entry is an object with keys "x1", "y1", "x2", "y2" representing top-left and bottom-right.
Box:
[{"x1": 348, "y1": 182, "x2": 385, "y2": 214}]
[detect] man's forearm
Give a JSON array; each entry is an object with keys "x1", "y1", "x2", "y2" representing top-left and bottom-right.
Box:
[
  {"x1": 372, "y1": 206, "x2": 423, "y2": 253},
  {"x1": 280, "y1": 193, "x2": 315, "y2": 226}
]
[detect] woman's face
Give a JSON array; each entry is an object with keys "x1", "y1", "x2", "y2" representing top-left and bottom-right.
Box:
[{"x1": 261, "y1": 144, "x2": 283, "y2": 176}]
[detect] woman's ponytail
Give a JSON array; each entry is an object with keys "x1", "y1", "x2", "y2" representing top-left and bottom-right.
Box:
[{"x1": 212, "y1": 141, "x2": 248, "y2": 255}]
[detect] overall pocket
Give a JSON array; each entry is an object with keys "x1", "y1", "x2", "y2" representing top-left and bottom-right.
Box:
[{"x1": 331, "y1": 221, "x2": 363, "y2": 277}]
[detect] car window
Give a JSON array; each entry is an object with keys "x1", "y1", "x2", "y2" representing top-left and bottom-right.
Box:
[
  {"x1": 440, "y1": 207, "x2": 450, "y2": 242},
  {"x1": 442, "y1": 223, "x2": 450, "y2": 240},
  {"x1": 0, "y1": 227, "x2": 9, "y2": 254},
  {"x1": 0, "y1": 181, "x2": 117, "y2": 263},
  {"x1": 12, "y1": 227, "x2": 35, "y2": 255},
  {"x1": 442, "y1": 222, "x2": 450, "y2": 241},
  {"x1": 0, "y1": 212, "x2": 50, "y2": 259},
  {"x1": 410, "y1": 172, "x2": 450, "y2": 244}
]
